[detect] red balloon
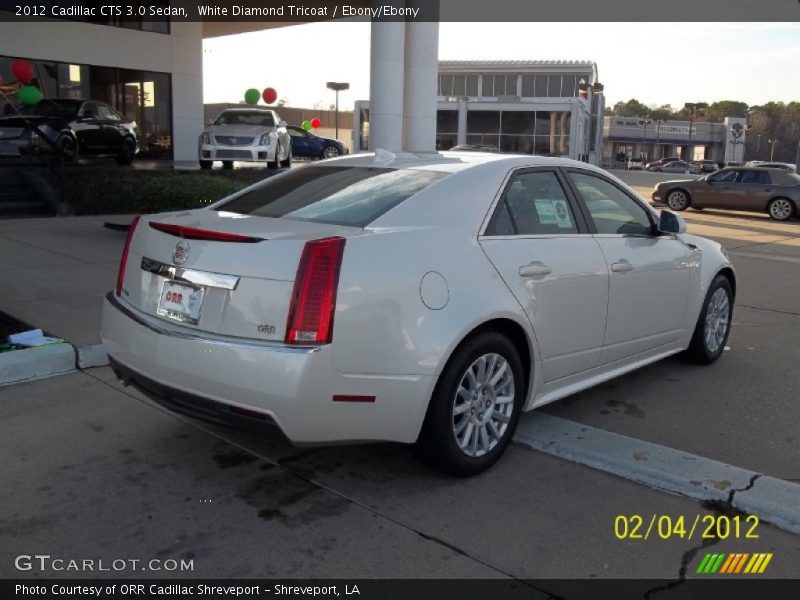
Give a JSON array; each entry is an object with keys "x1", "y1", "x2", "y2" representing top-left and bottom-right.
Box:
[
  {"x1": 310, "y1": 117, "x2": 321, "y2": 129},
  {"x1": 262, "y1": 87, "x2": 277, "y2": 104},
  {"x1": 11, "y1": 59, "x2": 34, "y2": 85}
]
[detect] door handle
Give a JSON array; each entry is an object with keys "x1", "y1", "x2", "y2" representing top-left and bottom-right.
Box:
[
  {"x1": 611, "y1": 260, "x2": 633, "y2": 273},
  {"x1": 519, "y1": 262, "x2": 551, "y2": 278}
]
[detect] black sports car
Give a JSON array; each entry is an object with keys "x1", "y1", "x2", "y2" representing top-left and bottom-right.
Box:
[{"x1": 0, "y1": 98, "x2": 138, "y2": 164}]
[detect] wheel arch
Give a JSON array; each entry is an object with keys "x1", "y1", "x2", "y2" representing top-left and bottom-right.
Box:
[
  {"x1": 717, "y1": 266, "x2": 736, "y2": 300},
  {"x1": 766, "y1": 195, "x2": 796, "y2": 213}
]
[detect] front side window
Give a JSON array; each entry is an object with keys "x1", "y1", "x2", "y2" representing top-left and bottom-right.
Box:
[
  {"x1": 215, "y1": 166, "x2": 444, "y2": 227},
  {"x1": 708, "y1": 169, "x2": 738, "y2": 183},
  {"x1": 568, "y1": 172, "x2": 653, "y2": 236},
  {"x1": 487, "y1": 171, "x2": 578, "y2": 235}
]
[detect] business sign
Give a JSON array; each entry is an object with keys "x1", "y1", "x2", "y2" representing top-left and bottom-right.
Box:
[{"x1": 657, "y1": 125, "x2": 696, "y2": 135}]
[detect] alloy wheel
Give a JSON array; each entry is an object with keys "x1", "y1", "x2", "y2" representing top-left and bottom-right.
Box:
[
  {"x1": 704, "y1": 287, "x2": 730, "y2": 353},
  {"x1": 323, "y1": 146, "x2": 340, "y2": 159},
  {"x1": 452, "y1": 353, "x2": 515, "y2": 458},
  {"x1": 768, "y1": 198, "x2": 793, "y2": 221},
  {"x1": 667, "y1": 191, "x2": 688, "y2": 210}
]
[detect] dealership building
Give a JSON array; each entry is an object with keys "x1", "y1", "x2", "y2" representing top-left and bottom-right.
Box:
[
  {"x1": 353, "y1": 60, "x2": 606, "y2": 164},
  {"x1": 603, "y1": 116, "x2": 749, "y2": 168}
]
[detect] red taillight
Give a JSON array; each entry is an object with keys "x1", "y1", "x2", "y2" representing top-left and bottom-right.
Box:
[
  {"x1": 115, "y1": 215, "x2": 141, "y2": 297},
  {"x1": 149, "y1": 222, "x2": 264, "y2": 243},
  {"x1": 285, "y1": 237, "x2": 346, "y2": 345}
]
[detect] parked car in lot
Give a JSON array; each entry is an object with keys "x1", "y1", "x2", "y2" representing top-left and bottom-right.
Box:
[
  {"x1": 695, "y1": 159, "x2": 720, "y2": 173},
  {"x1": 0, "y1": 98, "x2": 137, "y2": 164},
  {"x1": 746, "y1": 161, "x2": 796, "y2": 172},
  {"x1": 198, "y1": 108, "x2": 291, "y2": 170},
  {"x1": 651, "y1": 160, "x2": 701, "y2": 174},
  {"x1": 645, "y1": 157, "x2": 681, "y2": 171},
  {"x1": 450, "y1": 144, "x2": 500, "y2": 152},
  {"x1": 652, "y1": 166, "x2": 800, "y2": 221},
  {"x1": 286, "y1": 125, "x2": 348, "y2": 159},
  {"x1": 103, "y1": 153, "x2": 735, "y2": 476},
  {"x1": 627, "y1": 157, "x2": 644, "y2": 170}
]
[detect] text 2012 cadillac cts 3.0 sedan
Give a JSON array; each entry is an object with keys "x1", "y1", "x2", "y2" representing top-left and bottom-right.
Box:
[{"x1": 102, "y1": 152, "x2": 736, "y2": 476}]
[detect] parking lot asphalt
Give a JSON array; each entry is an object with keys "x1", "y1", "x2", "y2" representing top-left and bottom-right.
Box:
[
  {"x1": 1, "y1": 168, "x2": 799, "y2": 581},
  {"x1": 3, "y1": 369, "x2": 799, "y2": 583}
]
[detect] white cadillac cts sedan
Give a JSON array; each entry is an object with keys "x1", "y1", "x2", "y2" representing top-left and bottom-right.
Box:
[{"x1": 102, "y1": 152, "x2": 735, "y2": 476}]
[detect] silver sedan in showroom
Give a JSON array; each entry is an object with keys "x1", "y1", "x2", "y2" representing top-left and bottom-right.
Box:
[
  {"x1": 198, "y1": 108, "x2": 291, "y2": 170},
  {"x1": 102, "y1": 152, "x2": 735, "y2": 476}
]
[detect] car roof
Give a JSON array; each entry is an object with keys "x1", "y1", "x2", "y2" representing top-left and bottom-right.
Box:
[{"x1": 317, "y1": 151, "x2": 605, "y2": 175}]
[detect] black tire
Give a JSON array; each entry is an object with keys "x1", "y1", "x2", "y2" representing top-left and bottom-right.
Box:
[
  {"x1": 55, "y1": 134, "x2": 77, "y2": 164},
  {"x1": 322, "y1": 145, "x2": 340, "y2": 159},
  {"x1": 281, "y1": 146, "x2": 292, "y2": 168},
  {"x1": 115, "y1": 137, "x2": 136, "y2": 165},
  {"x1": 222, "y1": 161, "x2": 234, "y2": 170},
  {"x1": 666, "y1": 189, "x2": 690, "y2": 211},
  {"x1": 199, "y1": 160, "x2": 212, "y2": 170},
  {"x1": 684, "y1": 274, "x2": 733, "y2": 365},
  {"x1": 269, "y1": 143, "x2": 281, "y2": 169},
  {"x1": 415, "y1": 331, "x2": 526, "y2": 477},
  {"x1": 767, "y1": 197, "x2": 795, "y2": 222}
]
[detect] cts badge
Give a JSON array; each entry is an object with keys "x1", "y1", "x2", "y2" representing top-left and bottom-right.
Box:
[{"x1": 172, "y1": 241, "x2": 190, "y2": 265}]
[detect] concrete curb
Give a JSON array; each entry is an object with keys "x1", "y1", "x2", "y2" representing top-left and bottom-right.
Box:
[
  {"x1": 0, "y1": 343, "x2": 76, "y2": 386},
  {"x1": 77, "y1": 344, "x2": 109, "y2": 369},
  {"x1": 514, "y1": 413, "x2": 800, "y2": 535}
]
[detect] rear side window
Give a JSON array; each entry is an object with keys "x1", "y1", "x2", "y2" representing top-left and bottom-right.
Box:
[
  {"x1": 216, "y1": 166, "x2": 444, "y2": 227},
  {"x1": 487, "y1": 171, "x2": 578, "y2": 235},
  {"x1": 740, "y1": 170, "x2": 771, "y2": 185}
]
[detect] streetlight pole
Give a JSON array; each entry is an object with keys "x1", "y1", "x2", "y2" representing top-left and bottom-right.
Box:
[
  {"x1": 326, "y1": 81, "x2": 350, "y2": 141},
  {"x1": 684, "y1": 102, "x2": 707, "y2": 162},
  {"x1": 769, "y1": 138, "x2": 778, "y2": 161}
]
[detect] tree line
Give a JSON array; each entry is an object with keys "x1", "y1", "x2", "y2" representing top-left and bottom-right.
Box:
[{"x1": 606, "y1": 99, "x2": 800, "y2": 164}]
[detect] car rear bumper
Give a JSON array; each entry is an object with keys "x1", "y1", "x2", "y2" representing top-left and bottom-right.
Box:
[{"x1": 101, "y1": 293, "x2": 432, "y2": 444}]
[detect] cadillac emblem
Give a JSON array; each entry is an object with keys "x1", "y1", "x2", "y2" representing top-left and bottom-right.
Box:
[
  {"x1": 172, "y1": 241, "x2": 190, "y2": 265},
  {"x1": 730, "y1": 123, "x2": 744, "y2": 139}
]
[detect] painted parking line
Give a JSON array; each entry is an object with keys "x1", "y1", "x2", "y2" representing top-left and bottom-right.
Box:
[
  {"x1": 513, "y1": 413, "x2": 800, "y2": 535},
  {"x1": 728, "y1": 251, "x2": 800, "y2": 265}
]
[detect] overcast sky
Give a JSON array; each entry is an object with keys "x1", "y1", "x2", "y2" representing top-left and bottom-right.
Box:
[{"x1": 203, "y1": 22, "x2": 800, "y2": 111}]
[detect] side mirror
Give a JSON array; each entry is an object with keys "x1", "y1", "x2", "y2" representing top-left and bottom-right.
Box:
[
  {"x1": 278, "y1": 120, "x2": 287, "y2": 128},
  {"x1": 205, "y1": 118, "x2": 213, "y2": 126},
  {"x1": 659, "y1": 210, "x2": 686, "y2": 234}
]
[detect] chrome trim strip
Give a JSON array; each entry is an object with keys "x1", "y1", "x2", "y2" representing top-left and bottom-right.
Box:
[
  {"x1": 141, "y1": 257, "x2": 240, "y2": 290},
  {"x1": 106, "y1": 293, "x2": 321, "y2": 354}
]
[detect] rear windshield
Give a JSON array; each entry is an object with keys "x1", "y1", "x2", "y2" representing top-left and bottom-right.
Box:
[{"x1": 215, "y1": 166, "x2": 445, "y2": 227}]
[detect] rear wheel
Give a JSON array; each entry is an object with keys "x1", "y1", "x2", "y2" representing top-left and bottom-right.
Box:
[
  {"x1": 666, "y1": 189, "x2": 690, "y2": 211},
  {"x1": 767, "y1": 197, "x2": 795, "y2": 222},
  {"x1": 684, "y1": 275, "x2": 733, "y2": 364},
  {"x1": 199, "y1": 160, "x2": 212, "y2": 170},
  {"x1": 55, "y1": 134, "x2": 77, "y2": 164},
  {"x1": 416, "y1": 332, "x2": 525, "y2": 477},
  {"x1": 222, "y1": 160, "x2": 234, "y2": 170}
]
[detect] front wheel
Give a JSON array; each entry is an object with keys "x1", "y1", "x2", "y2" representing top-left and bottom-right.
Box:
[
  {"x1": 199, "y1": 160, "x2": 212, "y2": 170},
  {"x1": 222, "y1": 160, "x2": 234, "y2": 170},
  {"x1": 684, "y1": 275, "x2": 733, "y2": 364},
  {"x1": 416, "y1": 332, "x2": 525, "y2": 477},
  {"x1": 281, "y1": 145, "x2": 292, "y2": 168},
  {"x1": 666, "y1": 189, "x2": 690, "y2": 211},
  {"x1": 322, "y1": 145, "x2": 340, "y2": 159},
  {"x1": 767, "y1": 198, "x2": 795, "y2": 222},
  {"x1": 55, "y1": 134, "x2": 77, "y2": 164},
  {"x1": 115, "y1": 137, "x2": 136, "y2": 165},
  {"x1": 269, "y1": 143, "x2": 281, "y2": 169}
]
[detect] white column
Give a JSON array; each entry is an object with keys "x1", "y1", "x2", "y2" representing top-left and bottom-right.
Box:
[
  {"x1": 403, "y1": 21, "x2": 439, "y2": 153},
  {"x1": 369, "y1": 19, "x2": 406, "y2": 152},
  {"x1": 457, "y1": 100, "x2": 467, "y2": 145},
  {"x1": 170, "y1": 22, "x2": 204, "y2": 169}
]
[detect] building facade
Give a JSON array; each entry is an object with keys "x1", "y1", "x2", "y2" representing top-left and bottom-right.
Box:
[
  {"x1": 353, "y1": 60, "x2": 605, "y2": 164},
  {"x1": 603, "y1": 116, "x2": 749, "y2": 167}
]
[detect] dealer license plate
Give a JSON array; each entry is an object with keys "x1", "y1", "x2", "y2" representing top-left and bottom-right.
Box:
[{"x1": 156, "y1": 280, "x2": 205, "y2": 325}]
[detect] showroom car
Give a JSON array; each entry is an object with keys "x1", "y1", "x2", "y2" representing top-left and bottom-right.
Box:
[
  {"x1": 645, "y1": 156, "x2": 681, "y2": 171},
  {"x1": 652, "y1": 166, "x2": 800, "y2": 221},
  {"x1": 286, "y1": 125, "x2": 348, "y2": 159},
  {"x1": 0, "y1": 98, "x2": 137, "y2": 164},
  {"x1": 198, "y1": 108, "x2": 291, "y2": 169},
  {"x1": 626, "y1": 157, "x2": 644, "y2": 170},
  {"x1": 102, "y1": 153, "x2": 735, "y2": 476}
]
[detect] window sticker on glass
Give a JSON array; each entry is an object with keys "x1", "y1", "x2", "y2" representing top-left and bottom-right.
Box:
[{"x1": 535, "y1": 199, "x2": 573, "y2": 229}]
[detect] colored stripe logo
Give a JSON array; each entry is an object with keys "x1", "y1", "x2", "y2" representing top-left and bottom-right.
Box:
[{"x1": 696, "y1": 552, "x2": 773, "y2": 574}]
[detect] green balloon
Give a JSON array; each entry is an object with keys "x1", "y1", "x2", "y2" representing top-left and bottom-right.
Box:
[
  {"x1": 302, "y1": 120, "x2": 311, "y2": 131},
  {"x1": 18, "y1": 85, "x2": 43, "y2": 105},
  {"x1": 244, "y1": 88, "x2": 260, "y2": 105}
]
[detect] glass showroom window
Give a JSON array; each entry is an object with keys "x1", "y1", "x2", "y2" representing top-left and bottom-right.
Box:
[
  {"x1": 466, "y1": 110, "x2": 500, "y2": 147},
  {"x1": 118, "y1": 69, "x2": 172, "y2": 158},
  {"x1": 436, "y1": 110, "x2": 458, "y2": 150},
  {"x1": 500, "y1": 111, "x2": 535, "y2": 154}
]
